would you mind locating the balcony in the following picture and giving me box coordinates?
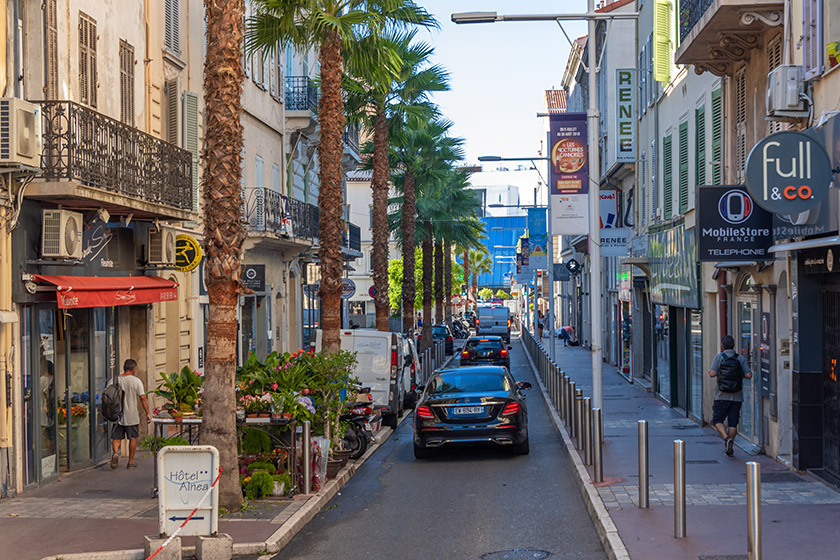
[342,221,361,252]
[29,100,195,220]
[243,187,319,242]
[675,0,784,76]
[285,76,319,112]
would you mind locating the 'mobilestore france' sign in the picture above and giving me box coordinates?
[696,186,773,261]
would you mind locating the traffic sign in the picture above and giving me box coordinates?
[368,285,375,298]
[566,259,581,274]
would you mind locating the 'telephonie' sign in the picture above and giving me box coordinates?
[696,186,773,261]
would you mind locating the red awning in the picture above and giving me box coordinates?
[33,275,179,309]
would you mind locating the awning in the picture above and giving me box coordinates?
[33,275,179,309]
[768,236,840,253]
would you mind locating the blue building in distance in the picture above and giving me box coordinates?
[471,215,527,292]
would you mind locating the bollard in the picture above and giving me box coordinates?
[747,461,762,560]
[583,397,593,465]
[566,378,574,429]
[674,439,686,538]
[559,375,567,422]
[303,420,312,495]
[575,389,584,450]
[593,408,603,483]
[638,420,649,508]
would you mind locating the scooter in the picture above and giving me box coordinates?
[340,389,377,459]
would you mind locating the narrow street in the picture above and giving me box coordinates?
[268,337,606,560]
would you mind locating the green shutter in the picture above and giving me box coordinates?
[679,121,689,214]
[663,134,673,219]
[653,0,671,83]
[695,104,706,187]
[711,89,722,185]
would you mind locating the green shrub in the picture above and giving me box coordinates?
[272,472,291,494]
[245,471,274,500]
[246,461,276,475]
[241,429,272,455]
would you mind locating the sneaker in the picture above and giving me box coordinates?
[126,463,138,469]
[110,452,119,469]
[725,438,734,457]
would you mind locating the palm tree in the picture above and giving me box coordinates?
[202,0,246,511]
[249,0,432,352]
[345,29,445,331]
[470,248,493,306]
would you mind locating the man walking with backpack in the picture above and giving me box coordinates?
[709,335,752,456]
[109,359,150,469]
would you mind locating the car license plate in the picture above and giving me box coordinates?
[452,406,484,415]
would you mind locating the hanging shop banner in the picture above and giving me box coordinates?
[601,228,630,257]
[551,194,589,235]
[600,190,619,228]
[696,186,773,261]
[759,312,771,397]
[648,220,699,308]
[615,69,636,162]
[744,130,833,215]
[549,112,589,196]
[526,208,548,275]
[175,235,203,273]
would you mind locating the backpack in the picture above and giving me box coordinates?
[717,353,743,393]
[101,377,124,422]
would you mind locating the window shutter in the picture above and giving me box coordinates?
[270,50,277,98]
[165,79,179,146]
[263,51,270,90]
[711,88,722,185]
[165,0,180,55]
[768,36,785,133]
[803,0,823,80]
[120,41,135,126]
[653,0,671,83]
[663,135,673,219]
[46,0,58,99]
[678,121,689,214]
[651,139,658,220]
[735,68,747,182]
[639,50,645,115]
[273,163,280,193]
[182,91,199,211]
[255,155,264,188]
[695,104,706,187]
[641,150,647,225]
[89,18,97,108]
[79,18,87,105]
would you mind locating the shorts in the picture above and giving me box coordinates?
[112,424,139,440]
[712,400,742,427]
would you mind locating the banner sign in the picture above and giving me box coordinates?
[696,186,773,261]
[601,228,630,257]
[801,245,840,274]
[759,312,771,397]
[649,220,699,308]
[549,113,589,195]
[600,190,619,228]
[551,194,589,235]
[615,69,636,162]
[525,208,548,276]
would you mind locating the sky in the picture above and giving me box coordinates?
[418,1,589,166]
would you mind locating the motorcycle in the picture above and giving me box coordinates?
[340,388,377,459]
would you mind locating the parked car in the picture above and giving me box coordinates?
[417,324,455,355]
[460,336,511,370]
[311,328,407,428]
[464,310,477,328]
[476,305,511,342]
[413,365,531,458]
[402,337,421,409]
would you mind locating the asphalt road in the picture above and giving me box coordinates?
[271,337,606,560]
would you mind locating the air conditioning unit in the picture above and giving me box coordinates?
[41,209,83,259]
[766,65,808,119]
[0,98,42,169]
[148,226,177,265]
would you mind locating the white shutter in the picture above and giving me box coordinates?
[735,67,747,182]
[803,0,823,80]
[270,50,277,98]
[183,91,200,211]
[165,0,180,54]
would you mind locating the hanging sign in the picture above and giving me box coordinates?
[242,265,266,292]
[600,191,619,228]
[549,112,589,235]
[600,228,630,257]
[745,131,833,214]
[551,194,589,235]
[649,220,699,308]
[696,186,773,261]
[341,278,356,299]
[615,69,636,162]
[175,235,202,273]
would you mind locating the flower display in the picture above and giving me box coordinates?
[57,402,88,423]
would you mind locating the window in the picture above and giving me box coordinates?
[119,41,135,125]
[164,0,180,55]
[640,150,647,226]
[663,134,673,219]
[711,88,722,184]
[678,120,689,214]
[803,0,823,79]
[825,0,840,73]
[767,35,785,134]
[735,67,747,183]
[164,79,179,145]
[651,139,658,220]
[255,155,264,188]
[46,0,58,99]
[369,204,374,228]
[79,13,97,107]
[695,104,706,187]
[272,163,280,193]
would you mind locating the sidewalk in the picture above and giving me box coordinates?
[532,341,840,560]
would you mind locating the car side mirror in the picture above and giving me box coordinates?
[516,381,532,390]
[507,345,513,350]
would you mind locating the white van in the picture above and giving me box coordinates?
[310,329,407,428]
[476,305,511,342]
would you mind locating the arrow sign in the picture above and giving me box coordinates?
[169,515,205,522]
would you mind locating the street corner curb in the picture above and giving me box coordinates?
[40,550,144,560]
[521,345,631,560]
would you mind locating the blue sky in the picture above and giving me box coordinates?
[419,1,588,165]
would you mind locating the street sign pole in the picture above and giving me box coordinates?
[547,185,556,361]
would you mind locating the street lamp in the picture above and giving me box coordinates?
[452,5,639,411]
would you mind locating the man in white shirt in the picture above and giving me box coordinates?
[110,359,151,469]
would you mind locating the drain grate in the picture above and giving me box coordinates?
[480,550,552,560]
[686,459,720,464]
[698,556,748,560]
[82,489,111,494]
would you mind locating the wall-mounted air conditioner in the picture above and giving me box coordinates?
[41,209,83,259]
[766,65,808,119]
[148,226,177,265]
[0,98,43,169]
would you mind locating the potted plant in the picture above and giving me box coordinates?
[240,393,272,418]
[148,366,203,419]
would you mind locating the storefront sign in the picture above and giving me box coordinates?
[696,186,773,261]
[551,194,589,235]
[242,265,266,292]
[615,69,636,161]
[601,228,629,257]
[759,312,771,397]
[549,112,588,196]
[801,245,839,274]
[341,278,356,300]
[175,235,202,272]
[157,445,219,537]
[600,191,618,229]
[745,131,833,214]
[552,264,570,281]
[648,220,699,308]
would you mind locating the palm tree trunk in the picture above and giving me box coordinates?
[201,0,245,512]
[462,248,470,313]
[444,239,452,328]
[434,237,443,324]
[371,105,390,332]
[317,29,345,354]
[401,171,416,334]
[421,222,433,351]
[472,266,478,311]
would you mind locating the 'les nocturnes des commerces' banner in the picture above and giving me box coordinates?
[550,113,590,235]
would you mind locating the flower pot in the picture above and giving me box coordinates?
[246,413,259,419]
[272,481,286,496]
[325,459,342,479]
[270,414,282,421]
[258,413,271,418]
[331,449,352,468]
[281,413,293,420]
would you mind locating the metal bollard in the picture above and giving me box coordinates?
[575,389,584,449]
[303,420,312,495]
[559,375,567,421]
[674,439,686,538]
[592,408,603,483]
[747,461,762,560]
[638,420,649,508]
[583,397,593,465]
[568,382,577,437]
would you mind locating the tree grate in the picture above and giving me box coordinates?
[480,549,552,560]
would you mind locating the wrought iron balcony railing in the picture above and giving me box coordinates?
[344,125,360,154]
[285,76,319,112]
[679,0,715,43]
[289,196,319,240]
[243,187,320,241]
[344,221,361,252]
[38,100,194,211]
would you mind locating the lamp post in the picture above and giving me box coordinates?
[454,4,638,410]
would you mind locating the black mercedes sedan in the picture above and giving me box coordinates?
[413,366,531,458]
[460,336,511,370]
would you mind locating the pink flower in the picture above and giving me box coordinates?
[271,383,278,390]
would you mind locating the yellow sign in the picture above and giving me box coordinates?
[175,234,202,272]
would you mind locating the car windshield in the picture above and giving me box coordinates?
[433,326,448,336]
[466,339,502,352]
[430,372,508,394]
